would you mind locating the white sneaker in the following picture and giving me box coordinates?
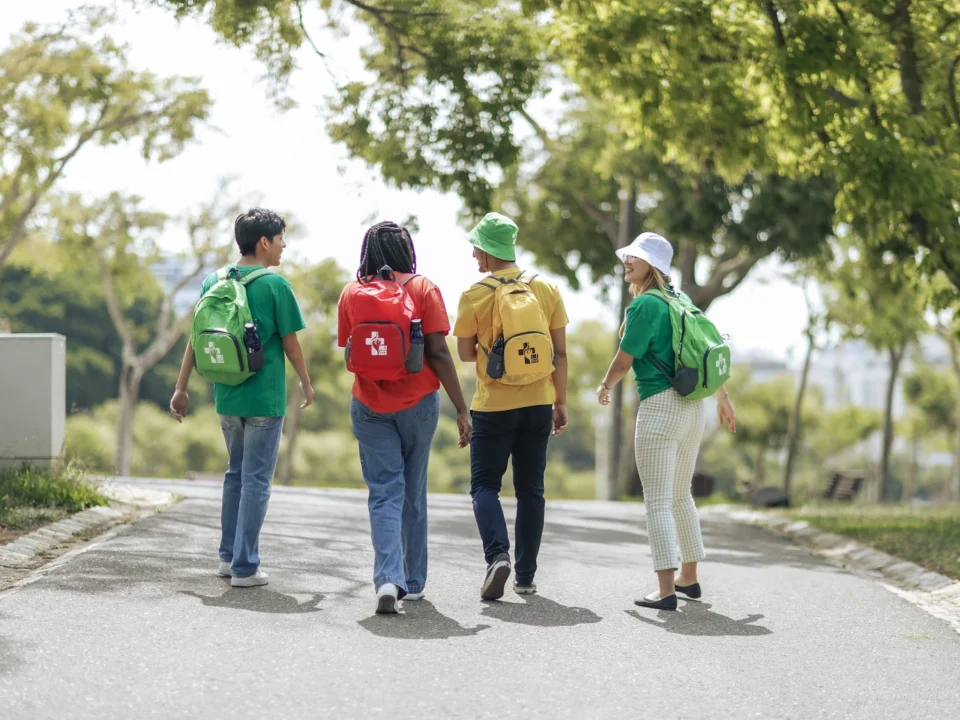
[376,583,399,614]
[231,570,269,588]
[217,561,231,577]
[403,592,425,601]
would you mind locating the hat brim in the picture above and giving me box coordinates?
[466,229,516,262]
[615,246,671,276]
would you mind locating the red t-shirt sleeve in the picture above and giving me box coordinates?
[337,285,352,348]
[418,280,451,336]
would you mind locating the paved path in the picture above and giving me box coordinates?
[1,480,958,719]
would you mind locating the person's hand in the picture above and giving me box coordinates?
[552,404,569,437]
[299,382,315,409]
[456,411,473,449]
[170,389,189,423]
[717,393,736,433]
[597,383,612,406]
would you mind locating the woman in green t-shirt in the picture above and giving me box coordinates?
[597,233,736,611]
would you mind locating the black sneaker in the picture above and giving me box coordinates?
[514,581,537,596]
[481,553,512,601]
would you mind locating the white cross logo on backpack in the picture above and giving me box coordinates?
[716,355,728,376]
[366,332,388,356]
[204,341,224,365]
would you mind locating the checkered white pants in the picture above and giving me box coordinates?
[634,391,707,572]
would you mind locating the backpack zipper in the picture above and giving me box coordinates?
[199,330,245,372]
[503,330,548,344]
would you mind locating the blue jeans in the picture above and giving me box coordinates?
[350,392,440,595]
[219,415,284,578]
[470,405,553,585]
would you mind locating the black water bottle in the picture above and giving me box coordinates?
[406,319,425,373]
[486,335,505,379]
[243,322,265,372]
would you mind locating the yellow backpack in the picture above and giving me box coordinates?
[477,272,555,386]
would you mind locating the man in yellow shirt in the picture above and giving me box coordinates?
[453,212,569,601]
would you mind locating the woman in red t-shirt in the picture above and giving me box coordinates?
[338,222,472,614]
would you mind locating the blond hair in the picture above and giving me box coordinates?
[618,271,671,339]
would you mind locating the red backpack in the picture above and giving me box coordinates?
[346,273,420,381]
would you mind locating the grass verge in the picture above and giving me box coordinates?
[0,464,108,542]
[792,504,960,580]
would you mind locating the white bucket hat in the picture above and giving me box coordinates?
[615,232,673,276]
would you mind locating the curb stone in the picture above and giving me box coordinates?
[717,506,960,634]
[0,483,177,572]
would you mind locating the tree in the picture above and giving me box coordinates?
[730,376,797,486]
[824,249,930,501]
[539,1,960,295]
[0,8,211,270]
[278,259,351,485]
[56,188,237,476]
[902,365,958,502]
[809,405,883,478]
[0,240,209,412]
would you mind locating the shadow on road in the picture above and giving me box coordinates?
[627,601,772,637]
[358,600,489,640]
[481,594,602,627]
[179,589,324,614]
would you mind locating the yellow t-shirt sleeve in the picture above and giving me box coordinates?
[549,288,569,330]
[453,292,478,338]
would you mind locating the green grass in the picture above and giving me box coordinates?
[792,504,960,579]
[0,464,108,535]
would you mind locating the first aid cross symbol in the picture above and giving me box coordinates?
[204,341,224,365]
[366,332,388,356]
[716,355,728,376]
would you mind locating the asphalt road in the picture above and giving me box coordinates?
[1,479,958,719]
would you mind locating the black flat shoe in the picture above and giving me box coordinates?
[634,593,678,611]
[675,582,702,599]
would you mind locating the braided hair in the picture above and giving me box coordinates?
[357,221,418,282]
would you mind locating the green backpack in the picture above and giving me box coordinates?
[191,266,270,386]
[645,288,731,401]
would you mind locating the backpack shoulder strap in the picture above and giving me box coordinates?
[400,273,420,287]
[239,268,271,286]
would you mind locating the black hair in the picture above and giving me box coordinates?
[357,221,417,281]
[234,208,286,256]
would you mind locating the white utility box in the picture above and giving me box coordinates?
[0,333,66,469]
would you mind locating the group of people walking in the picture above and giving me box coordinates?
[169,207,736,615]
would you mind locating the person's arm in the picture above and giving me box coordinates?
[550,327,569,436]
[457,336,479,362]
[597,349,635,406]
[281,333,314,409]
[716,385,736,432]
[425,334,472,448]
[170,343,193,422]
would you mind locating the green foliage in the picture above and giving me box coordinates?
[0,241,210,411]
[902,366,958,434]
[540,0,960,293]
[0,7,211,265]
[809,405,883,464]
[0,463,107,524]
[732,375,798,454]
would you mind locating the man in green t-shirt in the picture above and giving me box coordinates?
[169,208,313,588]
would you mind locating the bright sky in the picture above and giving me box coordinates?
[4,1,810,364]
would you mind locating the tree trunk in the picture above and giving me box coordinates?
[115,363,143,477]
[620,394,642,496]
[953,391,960,502]
[880,345,905,503]
[783,327,815,497]
[278,398,301,486]
[903,433,919,505]
[602,181,637,501]
[755,445,767,486]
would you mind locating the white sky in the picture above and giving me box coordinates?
[3,0,810,364]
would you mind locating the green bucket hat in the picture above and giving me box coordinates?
[466,212,518,262]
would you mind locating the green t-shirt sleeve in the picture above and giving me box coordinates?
[273,278,307,337]
[619,296,656,359]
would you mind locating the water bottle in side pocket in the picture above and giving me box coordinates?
[243,322,265,372]
[406,319,424,373]
[486,335,505,379]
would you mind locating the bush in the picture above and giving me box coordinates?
[0,462,107,521]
